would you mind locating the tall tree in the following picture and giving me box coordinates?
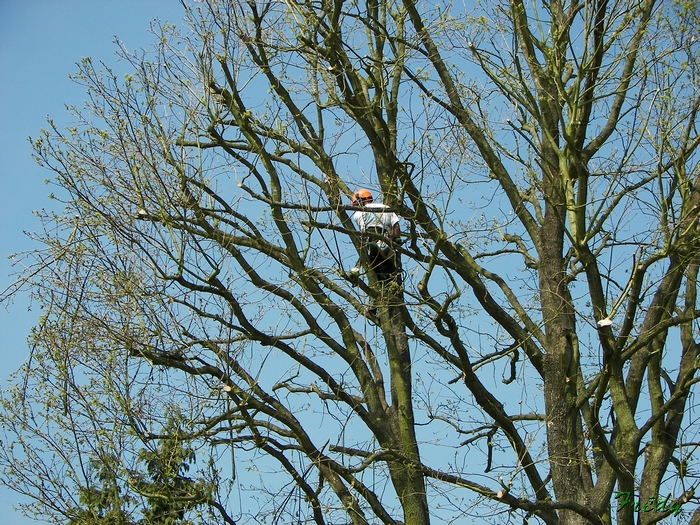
[2,0,700,524]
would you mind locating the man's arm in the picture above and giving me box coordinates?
[391,221,401,240]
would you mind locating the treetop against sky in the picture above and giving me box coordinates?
[2,1,700,525]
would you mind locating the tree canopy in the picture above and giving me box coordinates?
[2,0,700,524]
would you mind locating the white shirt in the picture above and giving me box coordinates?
[352,202,399,234]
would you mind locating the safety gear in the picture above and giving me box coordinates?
[352,188,373,206]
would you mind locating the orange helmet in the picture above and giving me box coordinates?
[352,188,373,206]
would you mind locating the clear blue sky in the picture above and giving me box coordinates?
[0,2,186,523]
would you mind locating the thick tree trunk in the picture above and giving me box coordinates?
[383,299,430,525]
[539,156,589,525]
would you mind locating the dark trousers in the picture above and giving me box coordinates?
[365,242,399,282]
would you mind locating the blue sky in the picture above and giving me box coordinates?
[0,2,186,523]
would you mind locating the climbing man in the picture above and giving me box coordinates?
[349,188,401,282]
